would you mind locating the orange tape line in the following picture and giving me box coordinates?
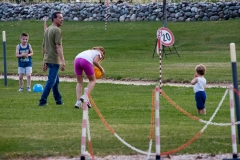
[88,141,95,160]
[89,95,115,134]
[161,91,200,121]
[161,132,202,155]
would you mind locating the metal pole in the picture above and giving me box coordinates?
[105,0,109,30]
[162,0,167,54]
[162,0,167,28]
[2,31,7,86]
[230,43,240,144]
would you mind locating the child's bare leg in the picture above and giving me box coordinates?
[197,109,201,114]
[26,74,31,88]
[76,75,83,100]
[86,75,96,95]
[19,74,24,88]
[202,108,206,115]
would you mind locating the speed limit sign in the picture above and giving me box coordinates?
[156,27,175,46]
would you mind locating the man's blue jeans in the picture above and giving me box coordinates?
[39,63,62,105]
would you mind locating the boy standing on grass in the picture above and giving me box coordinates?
[191,64,207,115]
[15,32,34,92]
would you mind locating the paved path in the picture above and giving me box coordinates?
[0,75,230,88]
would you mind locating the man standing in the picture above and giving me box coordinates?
[39,11,65,106]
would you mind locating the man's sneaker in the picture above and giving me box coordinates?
[18,87,24,92]
[74,101,82,109]
[56,102,64,105]
[80,96,92,108]
[27,87,31,92]
[38,103,47,106]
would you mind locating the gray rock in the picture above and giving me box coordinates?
[0,1,239,22]
[73,17,78,20]
[130,14,136,21]
[184,12,191,17]
[119,15,125,21]
[191,7,198,12]
[177,16,185,21]
[210,15,219,20]
[202,16,209,21]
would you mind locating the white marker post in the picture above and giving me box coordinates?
[229,85,238,158]
[230,43,240,144]
[155,86,161,160]
[223,85,240,160]
[80,88,88,160]
[2,31,7,86]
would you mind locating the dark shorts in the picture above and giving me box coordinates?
[195,91,206,110]
[74,58,94,76]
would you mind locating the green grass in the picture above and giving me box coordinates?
[0,20,240,159]
[0,79,236,159]
[0,20,240,83]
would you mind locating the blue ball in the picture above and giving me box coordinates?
[33,84,43,93]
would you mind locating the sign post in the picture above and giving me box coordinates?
[155,27,174,160]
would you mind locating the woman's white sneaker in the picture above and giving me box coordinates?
[80,96,92,108]
[74,101,82,109]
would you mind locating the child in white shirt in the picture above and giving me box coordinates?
[191,64,207,115]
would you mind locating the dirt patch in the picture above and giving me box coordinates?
[15,153,236,160]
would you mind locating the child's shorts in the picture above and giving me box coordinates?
[18,67,32,75]
[195,91,206,110]
[74,58,94,76]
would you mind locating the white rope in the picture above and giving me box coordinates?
[197,89,239,126]
[113,95,224,156]
[112,89,228,155]
[199,120,240,126]
[114,133,155,155]
[169,88,238,126]
[146,139,153,160]
[200,89,228,132]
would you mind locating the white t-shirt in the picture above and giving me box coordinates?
[193,77,206,93]
[75,50,102,64]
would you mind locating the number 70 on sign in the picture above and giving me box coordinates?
[156,27,175,47]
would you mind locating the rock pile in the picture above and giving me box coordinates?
[0,1,240,22]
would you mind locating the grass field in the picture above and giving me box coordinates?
[0,20,240,83]
[0,20,240,159]
[0,79,233,159]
